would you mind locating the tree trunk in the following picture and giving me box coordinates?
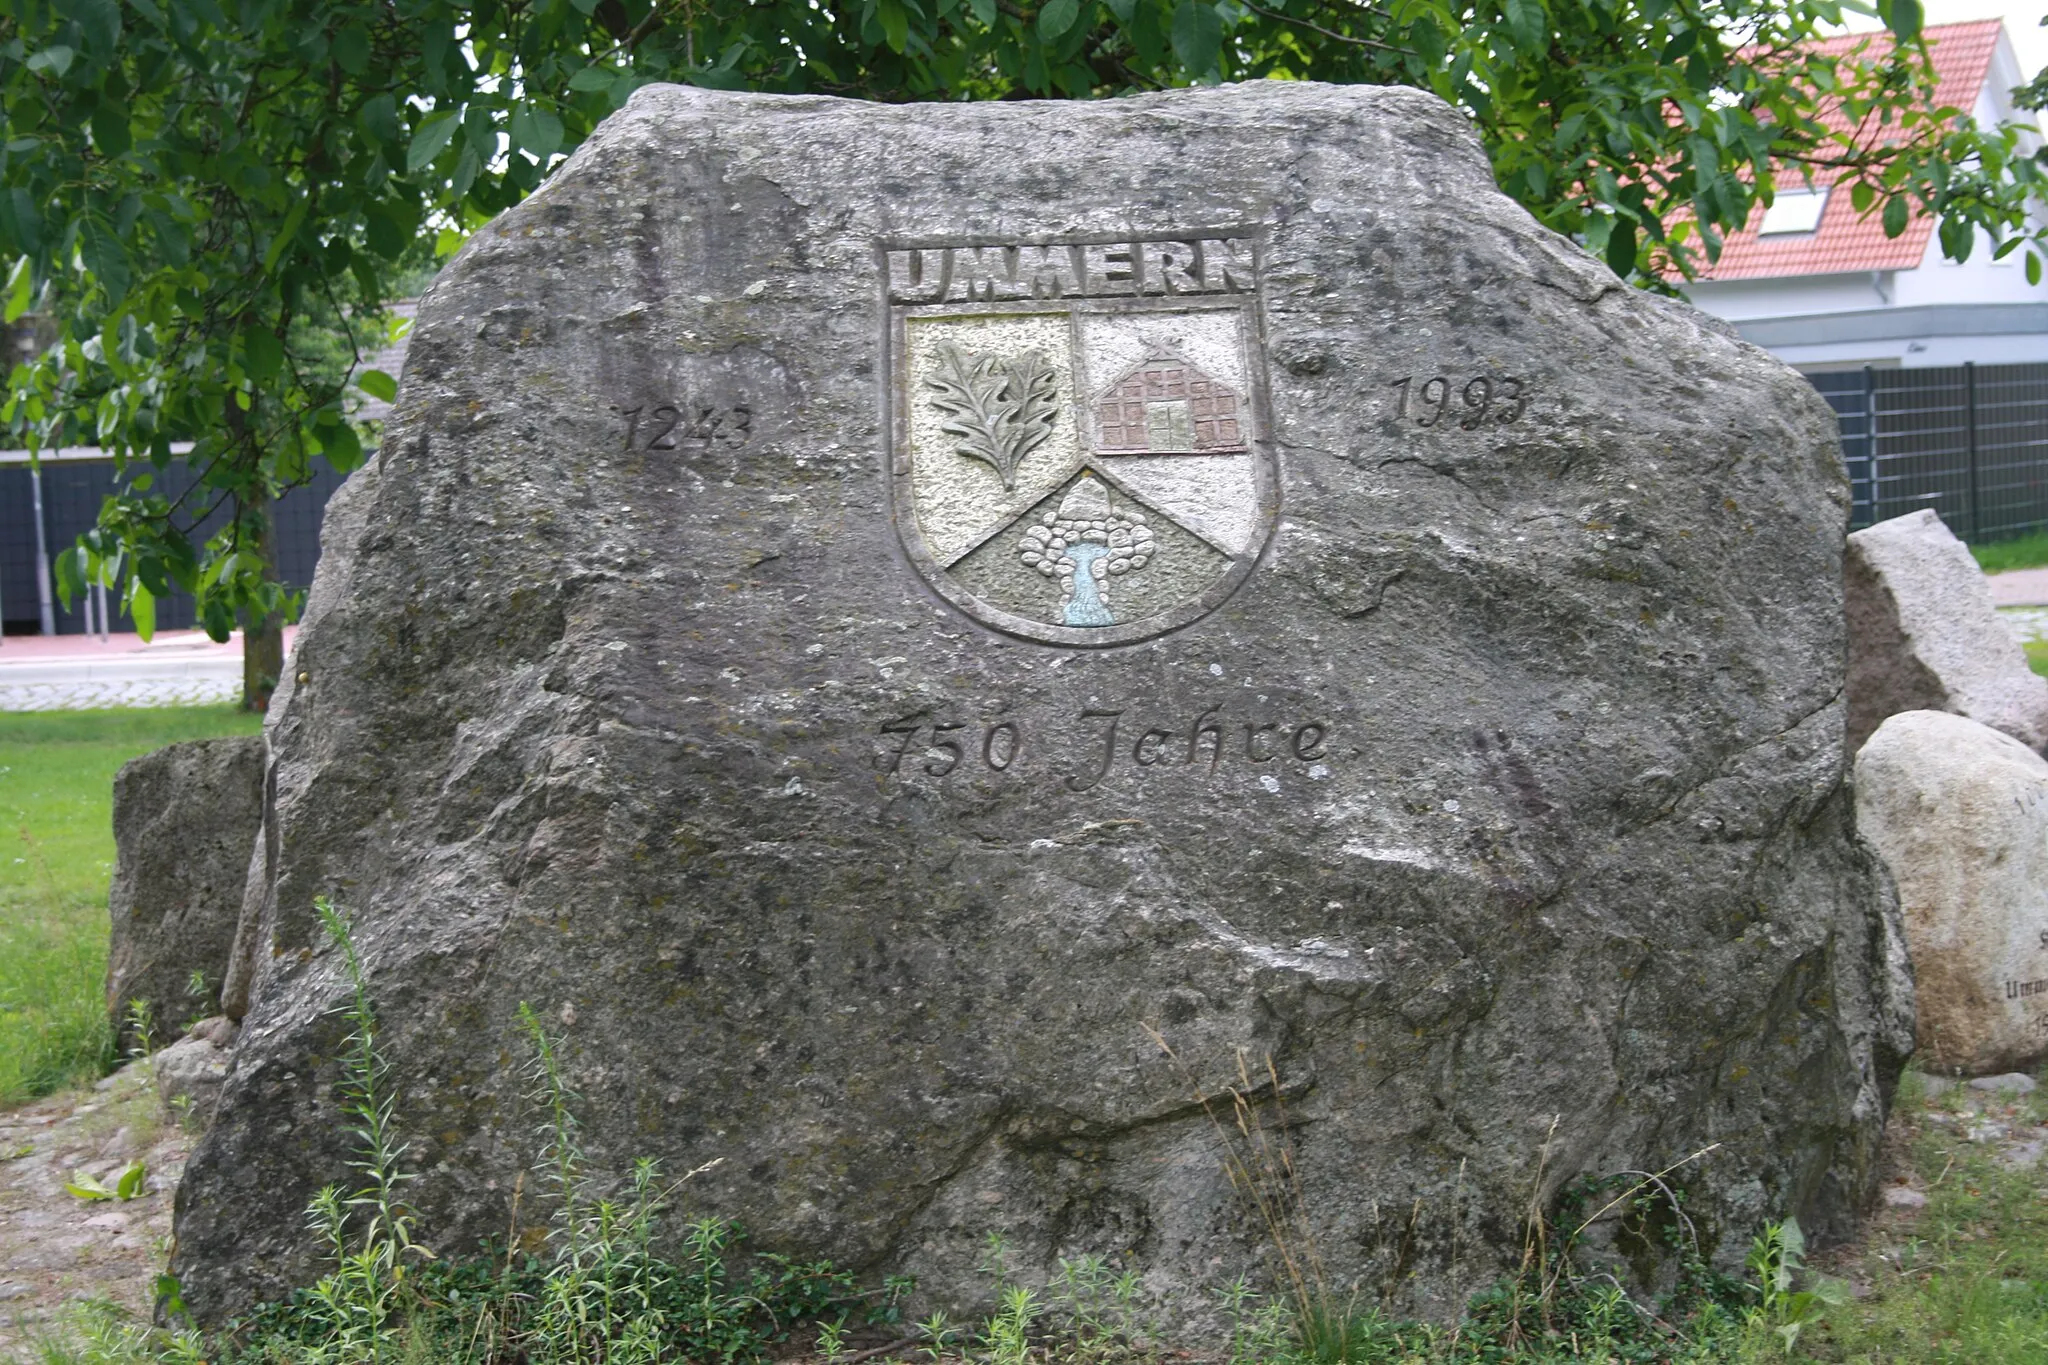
[241,486,283,712]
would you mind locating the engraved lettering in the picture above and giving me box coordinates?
[1202,237,1255,292]
[1188,707,1224,772]
[879,716,926,774]
[2009,977,2048,1000]
[1245,722,1279,763]
[1291,722,1328,761]
[1083,243,1137,296]
[1385,374,1528,427]
[1067,708,1125,792]
[1134,727,1174,766]
[888,248,951,304]
[1019,244,1085,298]
[612,398,752,450]
[983,721,1021,771]
[949,245,1017,302]
[1497,377,1527,422]
[1149,241,1202,295]
[925,723,965,776]
[647,404,682,451]
[884,236,1260,304]
[874,702,1330,787]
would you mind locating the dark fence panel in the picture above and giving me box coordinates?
[1810,362,2048,540]
[1,459,345,635]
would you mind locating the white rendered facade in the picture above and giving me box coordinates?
[1685,27,2048,371]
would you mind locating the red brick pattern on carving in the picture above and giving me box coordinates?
[1095,359,1247,452]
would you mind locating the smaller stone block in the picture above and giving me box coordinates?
[1845,509,2048,754]
[105,736,265,1051]
[1856,709,2048,1074]
[154,1020,237,1126]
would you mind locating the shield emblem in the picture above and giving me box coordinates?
[883,235,1277,647]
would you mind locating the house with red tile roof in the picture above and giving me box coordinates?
[1685,18,2048,371]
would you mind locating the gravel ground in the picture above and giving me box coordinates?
[2002,605,2048,646]
[0,1062,189,1359]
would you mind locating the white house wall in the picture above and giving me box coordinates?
[1681,25,2048,371]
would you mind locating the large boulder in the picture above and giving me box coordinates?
[105,736,264,1052]
[1844,508,2048,754]
[1856,710,2048,1075]
[175,83,1910,1327]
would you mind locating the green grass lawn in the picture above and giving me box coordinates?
[1972,529,2048,575]
[2027,639,2048,679]
[0,706,261,1105]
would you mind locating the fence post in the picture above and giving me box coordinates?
[1965,361,1980,541]
[1863,364,1877,524]
[29,462,55,636]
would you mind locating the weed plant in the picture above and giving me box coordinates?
[22,902,1973,1364]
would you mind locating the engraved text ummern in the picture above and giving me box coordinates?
[887,238,1256,304]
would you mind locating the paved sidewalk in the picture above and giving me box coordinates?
[1989,566,2048,607]
[0,629,294,710]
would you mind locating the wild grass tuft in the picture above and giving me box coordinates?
[1971,527,2048,575]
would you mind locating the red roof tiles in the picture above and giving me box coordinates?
[1688,19,2004,280]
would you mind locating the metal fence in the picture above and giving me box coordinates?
[1810,363,2048,540]
[0,458,344,636]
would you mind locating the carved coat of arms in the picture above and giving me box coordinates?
[884,234,1276,646]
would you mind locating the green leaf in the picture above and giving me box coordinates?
[4,257,30,324]
[320,420,364,472]
[1882,0,1922,42]
[967,0,996,22]
[1170,0,1222,72]
[359,92,400,146]
[90,104,132,158]
[65,1173,112,1201]
[25,45,74,77]
[878,0,911,53]
[114,1161,147,1200]
[1039,0,1081,39]
[406,112,459,173]
[1881,192,1909,238]
[355,369,398,402]
[1850,179,1875,213]
[1503,0,1546,53]
[129,579,156,640]
[1604,218,1636,277]
[568,65,614,92]
[511,107,565,161]
[244,327,283,382]
[331,23,370,74]
[74,0,122,52]
[263,201,309,273]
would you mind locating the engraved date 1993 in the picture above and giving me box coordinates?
[1387,375,1527,429]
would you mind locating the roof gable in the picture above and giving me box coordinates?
[1690,19,2004,281]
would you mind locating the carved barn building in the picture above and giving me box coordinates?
[1093,351,1248,455]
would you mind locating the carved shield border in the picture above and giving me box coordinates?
[879,233,1279,649]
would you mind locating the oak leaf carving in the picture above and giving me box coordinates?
[924,341,1058,490]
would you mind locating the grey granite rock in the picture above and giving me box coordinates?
[175,82,1908,1328]
[1845,508,2048,754]
[105,737,265,1051]
[1857,709,2048,1076]
[153,1031,233,1127]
